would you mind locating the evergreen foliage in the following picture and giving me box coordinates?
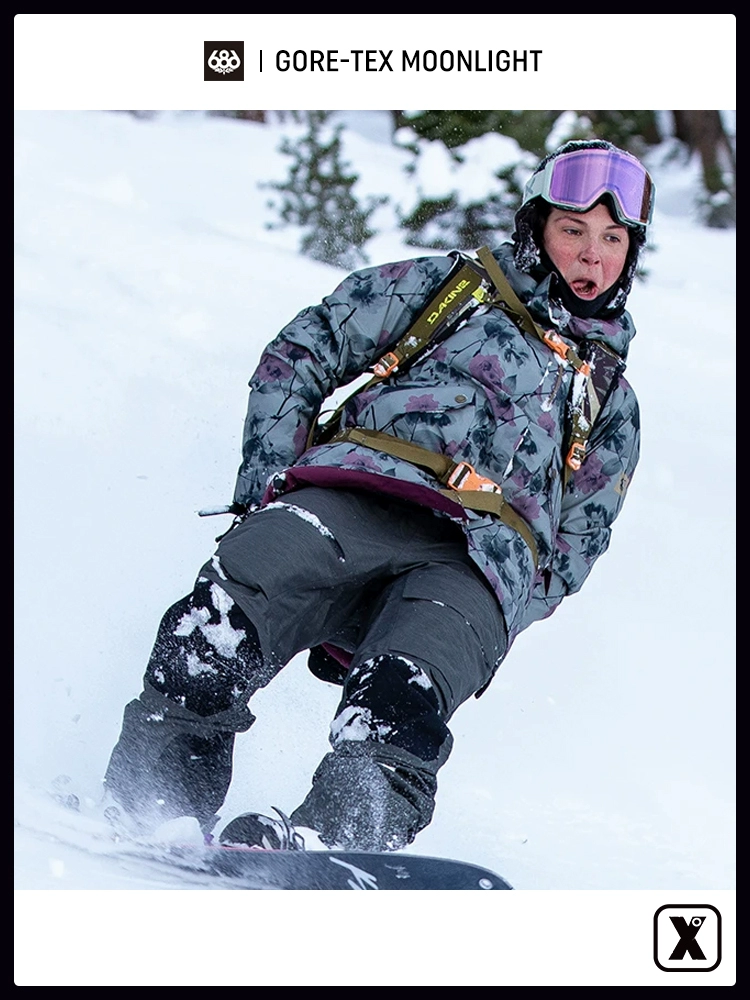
[396,111,557,157]
[265,111,385,268]
[258,110,734,257]
[399,164,525,251]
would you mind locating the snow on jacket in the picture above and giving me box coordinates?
[233,242,640,643]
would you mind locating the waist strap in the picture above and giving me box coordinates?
[330,426,538,566]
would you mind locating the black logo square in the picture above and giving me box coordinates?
[204,42,244,81]
[654,905,722,972]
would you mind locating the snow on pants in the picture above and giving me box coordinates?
[105,487,508,850]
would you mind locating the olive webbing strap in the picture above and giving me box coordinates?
[562,339,626,489]
[376,259,489,369]
[309,258,489,449]
[475,246,545,342]
[476,247,626,490]
[333,426,456,478]
[475,246,590,374]
[332,426,538,566]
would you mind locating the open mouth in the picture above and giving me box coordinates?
[570,279,599,299]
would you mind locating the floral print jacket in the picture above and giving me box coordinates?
[233,242,640,643]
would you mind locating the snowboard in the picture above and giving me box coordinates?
[92,833,513,889]
[32,826,513,889]
[195,843,513,890]
[34,778,513,889]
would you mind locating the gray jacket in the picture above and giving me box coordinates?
[233,242,640,642]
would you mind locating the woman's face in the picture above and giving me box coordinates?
[543,202,630,301]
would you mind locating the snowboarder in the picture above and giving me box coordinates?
[104,140,655,852]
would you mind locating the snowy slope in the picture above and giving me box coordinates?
[15,111,735,904]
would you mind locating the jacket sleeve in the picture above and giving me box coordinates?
[232,256,454,507]
[517,375,640,630]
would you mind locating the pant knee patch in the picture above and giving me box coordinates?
[145,579,265,716]
[331,654,450,762]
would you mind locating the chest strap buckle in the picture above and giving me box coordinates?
[447,461,503,494]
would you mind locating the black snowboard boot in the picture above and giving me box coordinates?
[290,653,454,851]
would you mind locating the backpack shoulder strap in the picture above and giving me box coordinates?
[309,252,492,447]
[563,339,627,487]
[475,246,592,375]
[475,247,627,485]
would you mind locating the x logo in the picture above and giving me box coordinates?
[669,915,707,960]
[655,905,721,972]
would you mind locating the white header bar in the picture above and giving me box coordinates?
[14,14,735,110]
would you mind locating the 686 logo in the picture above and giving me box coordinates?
[204,42,244,81]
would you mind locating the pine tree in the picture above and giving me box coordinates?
[398,164,525,251]
[266,111,385,268]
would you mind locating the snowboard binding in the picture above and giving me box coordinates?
[218,807,306,851]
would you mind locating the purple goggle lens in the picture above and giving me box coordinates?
[524,148,655,226]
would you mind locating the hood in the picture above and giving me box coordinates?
[491,242,637,361]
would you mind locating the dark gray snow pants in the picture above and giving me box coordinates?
[105,487,508,850]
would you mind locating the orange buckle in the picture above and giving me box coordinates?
[447,461,502,494]
[542,329,570,361]
[566,442,587,471]
[371,351,400,377]
[542,330,591,375]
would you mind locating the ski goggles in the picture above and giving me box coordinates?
[523,147,655,227]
